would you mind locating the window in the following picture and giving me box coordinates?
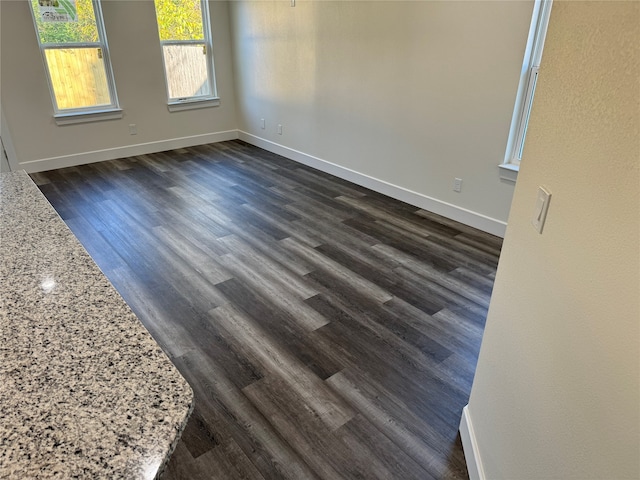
[501,0,553,180]
[30,0,120,124]
[154,0,218,111]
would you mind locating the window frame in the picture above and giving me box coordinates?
[500,0,553,181]
[155,0,219,111]
[29,0,121,124]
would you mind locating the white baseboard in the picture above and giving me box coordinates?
[238,131,507,237]
[16,128,507,237]
[460,405,485,480]
[16,130,239,173]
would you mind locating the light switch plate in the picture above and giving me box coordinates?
[531,186,551,233]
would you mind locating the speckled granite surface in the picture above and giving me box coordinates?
[0,171,193,479]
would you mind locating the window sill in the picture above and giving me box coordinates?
[499,163,519,183]
[54,109,123,126]
[167,97,220,112]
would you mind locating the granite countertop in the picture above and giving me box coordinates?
[0,171,193,479]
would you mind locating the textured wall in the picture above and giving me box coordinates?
[0,0,237,169]
[467,1,639,478]
[229,0,535,226]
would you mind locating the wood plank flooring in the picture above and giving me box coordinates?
[30,140,502,480]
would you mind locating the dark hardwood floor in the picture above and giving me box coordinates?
[31,140,502,480]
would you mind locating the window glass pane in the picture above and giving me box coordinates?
[32,0,99,44]
[154,0,204,41]
[516,69,539,160]
[44,48,111,109]
[162,44,210,99]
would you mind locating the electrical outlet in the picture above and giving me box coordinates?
[277,124,283,135]
[453,177,463,192]
[128,124,137,135]
[260,118,265,129]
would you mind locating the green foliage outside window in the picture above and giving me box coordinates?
[33,0,206,44]
[32,0,98,44]
[155,0,204,41]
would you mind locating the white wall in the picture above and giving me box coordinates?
[2,0,535,235]
[0,140,10,173]
[463,2,639,478]
[0,0,238,172]
[229,0,535,235]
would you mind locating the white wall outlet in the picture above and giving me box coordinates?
[277,124,283,135]
[128,124,137,135]
[260,118,265,129]
[531,186,551,234]
[453,177,463,192]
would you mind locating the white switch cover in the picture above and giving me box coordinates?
[531,186,551,233]
[277,124,283,135]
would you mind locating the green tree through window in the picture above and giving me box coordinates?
[154,0,217,103]
[33,0,98,44]
[30,0,119,114]
[155,0,204,41]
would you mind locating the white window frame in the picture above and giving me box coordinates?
[29,0,121,125]
[500,0,553,181]
[155,0,219,112]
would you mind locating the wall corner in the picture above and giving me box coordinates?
[459,405,485,480]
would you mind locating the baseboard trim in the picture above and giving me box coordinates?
[460,405,485,480]
[238,131,507,237]
[18,128,507,236]
[16,130,239,173]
